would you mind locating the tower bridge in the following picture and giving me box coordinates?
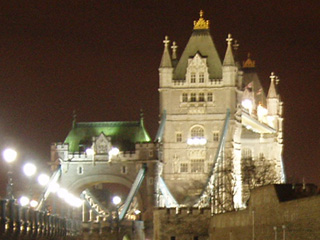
[1,11,285,240]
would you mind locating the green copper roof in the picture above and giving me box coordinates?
[64,120,151,152]
[173,29,222,80]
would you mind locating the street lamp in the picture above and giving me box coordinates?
[23,162,37,201]
[112,196,122,240]
[2,148,17,199]
[23,163,37,177]
[37,173,50,186]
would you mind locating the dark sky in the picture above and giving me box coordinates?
[0,1,319,194]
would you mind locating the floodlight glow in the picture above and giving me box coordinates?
[112,196,121,205]
[30,200,38,208]
[187,138,207,145]
[23,163,37,177]
[37,174,50,186]
[242,99,253,113]
[57,188,68,199]
[85,148,94,155]
[3,148,17,163]
[49,182,60,193]
[257,105,268,121]
[134,209,141,215]
[109,147,120,156]
[19,196,30,207]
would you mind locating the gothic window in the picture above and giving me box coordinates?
[199,73,204,83]
[191,159,204,173]
[199,93,205,102]
[182,93,188,102]
[180,163,188,173]
[148,177,154,185]
[259,153,265,160]
[191,73,196,83]
[207,93,213,102]
[176,133,182,142]
[149,150,153,157]
[190,93,196,102]
[213,132,219,142]
[191,126,204,138]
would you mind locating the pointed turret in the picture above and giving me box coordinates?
[159,36,172,68]
[173,10,222,80]
[159,36,174,88]
[267,72,278,99]
[222,33,237,86]
[171,41,178,67]
[267,72,280,129]
[223,34,235,66]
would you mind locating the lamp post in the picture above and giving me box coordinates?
[112,196,121,240]
[2,148,17,200]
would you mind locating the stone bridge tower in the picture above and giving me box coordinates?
[49,115,159,239]
[158,11,285,210]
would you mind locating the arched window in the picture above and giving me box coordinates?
[191,126,204,138]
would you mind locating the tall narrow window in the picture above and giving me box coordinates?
[176,133,182,142]
[191,159,204,173]
[190,93,196,102]
[191,73,196,83]
[182,93,188,102]
[180,163,188,173]
[199,93,204,102]
[213,132,219,142]
[207,93,213,102]
[199,73,204,83]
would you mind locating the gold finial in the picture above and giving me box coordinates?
[193,10,209,30]
[243,53,256,68]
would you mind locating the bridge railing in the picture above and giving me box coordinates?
[0,199,81,239]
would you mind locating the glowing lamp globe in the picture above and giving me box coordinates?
[112,196,121,205]
[23,163,37,177]
[37,174,50,186]
[3,148,17,163]
[19,196,30,207]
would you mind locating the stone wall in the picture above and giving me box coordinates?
[210,184,320,240]
[153,208,211,240]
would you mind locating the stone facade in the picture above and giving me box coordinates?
[158,11,284,209]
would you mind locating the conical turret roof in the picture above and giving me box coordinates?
[173,11,222,80]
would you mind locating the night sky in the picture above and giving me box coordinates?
[0,1,319,195]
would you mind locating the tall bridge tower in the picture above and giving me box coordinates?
[158,11,284,210]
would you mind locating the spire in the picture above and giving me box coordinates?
[159,36,172,68]
[171,41,178,60]
[267,72,278,98]
[72,110,77,129]
[233,40,241,69]
[193,10,209,30]
[223,33,235,66]
[140,108,144,127]
[243,53,256,68]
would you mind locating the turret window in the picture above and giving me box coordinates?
[182,93,188,102]
[213,132,219,142]
[176,133,182,142]
[180,163,188,173]
[190,93,196,102]
[199,93,205,102]
[191,73,196,83]
[199,73,204,83]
